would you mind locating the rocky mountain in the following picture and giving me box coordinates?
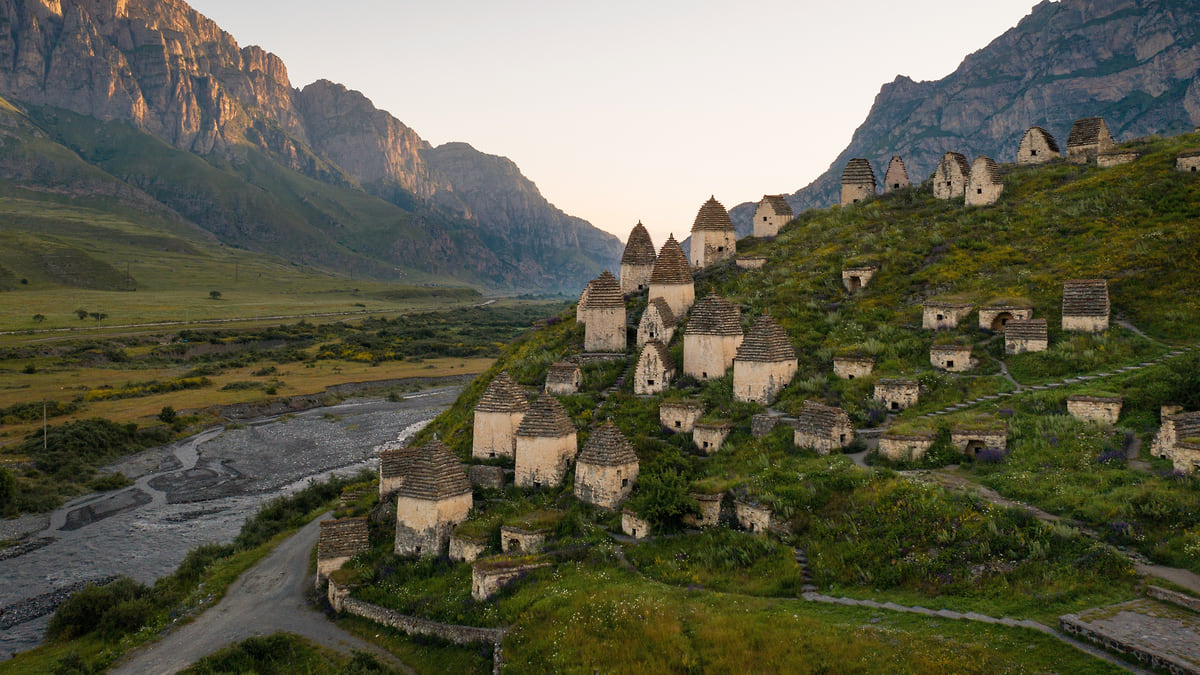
[730,0,1200,232]
[0,0,620,291]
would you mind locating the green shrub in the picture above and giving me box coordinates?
[47,578,151,640]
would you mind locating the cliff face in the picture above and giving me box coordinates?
[0,0,620,291]
[731,0,1200,232]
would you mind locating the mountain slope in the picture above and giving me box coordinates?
[730,0,1200,231]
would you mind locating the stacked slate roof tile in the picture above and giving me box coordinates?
[1026,126,1060,152]
[760,195,793,217]
[1006,318,1047,340]
[645,297,676,326]
[587,271,624,308]
[735,315,795,362]
[476,372,529,413]
[546,362,581,386]
[380,443,419,480]
[687,293,742,336]
[878,378,918,388]
[939,152,971,178]
[1179,148,1200,159]
[794,400,851,436]
[318,517,369,559]
[1062,279,1110,316]
[516,395,576,438]
[1169,412,1200,441]
[649,235,693,284]
[641,340,675,370]
[577,420,638,466]
[1067,117,1110,147]
[691,196,734,232]
[396,440,471,500]
[842,158,876,185]
[621,222,657,266]
[972,156,1001,183]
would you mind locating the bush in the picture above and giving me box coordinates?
[158,406,177,424]
[47,578,151,640]
[0,467,14,516]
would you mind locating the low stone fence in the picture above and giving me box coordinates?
[328,580,505,647]
[1148,586,1200,613]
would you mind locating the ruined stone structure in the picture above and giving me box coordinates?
[922,301,973,330]
[930,344,973,372]
[621,510,652,539]
[637,298,676,347]
[472,558,551,601]
[448,535,489,563]
[583,270,626,353]
[317,517,369,583]
[394,440,473,558]
[1067,395,1123,424]
[884,156,910,192]
[576,282,591,326]
[1153,411,1200,474]
[1066,117,1115,163]
[793,400,854,454]
[500,526,546,554]
[966,156,1003,206]
[734,500,772,534]
[878,432,935,461]
[648,235,695,319]
[468,465,505,489]
[733,314,797,404]
[634,341,675,395]
[932,152,970,200]
[841,158,876,205]
[472,371,529,460]
[379,443,418,497]
[574,420,639,510]
[832,356,874,379]
[736,256,766,270]
[1062,279,1110,332]
[514,395,578,489]
[690,196,736,269]
[683,492,723,528]
[1005,319,1048,354]
[1017,126,1060,165]
[620,222,657,294]
[951,426,1007,457]
[693,421,732,454]
[683,292,743,381]
[1097,151,1138,167]
[842,265,878,292]
[660,399,704,433]
[1176,149,1200,173]
[979,303,1033,331]
[544,362,582,396]
[875,379,919,411]
[753,195,793,238]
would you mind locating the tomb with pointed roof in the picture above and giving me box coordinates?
[473,371,529,459]
[933,152,971,200]
[733,314,797,404]
[635,340,675,395]
[394,440,473,557]
[753,195,793,238]
[515,395,579,488]
[841,158,876,206]
[884,156,910,192]
[1066,117,1115,163]
[684,292,743,381]
[583,270,626,353]
[574,420,639,509]
[647,234,695,318]
[690,196,736,269]
[620,222,657,294]
[1018,126,1059,165]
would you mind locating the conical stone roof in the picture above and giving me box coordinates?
[587,271,624,308]
[842,158,876,186]
[735,314,795,362]
[759,195,793,217]
[516,395,576,438]
[687,293,742,336]
[395,440,471,501]
[476,372,530,413]
[691,196,734,232]
[577,419,638,467]
[649,235,693,285]
[621,222,657,266]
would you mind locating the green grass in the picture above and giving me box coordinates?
[626,528,800,596]
[181,632,401,674]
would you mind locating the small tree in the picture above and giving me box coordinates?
[0,466,15,516]
[89,312,108,323]
[32,314,45,323]
[158,406,177,424]
[75,308,88,321]
[209,290,222,300]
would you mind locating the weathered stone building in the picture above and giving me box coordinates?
[923,301,973,330]
[842,264,878,292]
[648,234,695,319]
[514,395,577,489]
[930,344,973,372]
[1152,411,1200,473]
[832,356,874,379]
[1066,117,1116,163]
[753,195,793,238]
[841,158,876,205]
[979,303,1033,331]
[576,282,591,326]
[875,379,919,411]
[736,256,766,270]
[500,526,546,554]
[637,297,676,347]
[1097,151,1138,167]
[1005,318,1048,354]
[583,270,626,353]
[448,534,489,563]
[472,371,529,460]
[690,196,736,270]
[394,440,473,558]
[734,499,772,534]
[951,426,1007,457]
[468,465,505,489]
[793,400,854,454]
[683,492,723,528]
[1017,126,1060,165]
[1062,279,1110,332]
[932,152,970,200]
[660,399,704,433]
[733,314,797,404]
[620,222,657,294]
[634,340,675,395]
[693,421,732,454]
[317,517,369,583]
[471,558,551,602]
[684,292,743,380]
[621,510,652,539]
[1067,395,1123,424]
[379,442,417,497]
[544,362,582,396]
[966,156,1002,206]
[878,432,935,461]
[1176,149,1200,173]
[884,155,909,192]
[574,420,639,510]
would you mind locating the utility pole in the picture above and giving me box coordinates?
[234,262,239,283]
[43,401,47,450]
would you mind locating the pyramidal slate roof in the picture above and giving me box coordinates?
[639,339,675,371]
[649,235,693,285]
[516,395,576,438]
[735,314,795,362]
[1006,318,1047,340]
[1062,279,1110,316]
[476,371,530,413]
[938,151,971,178]
[1168,411,1200,441]
[546,362,581,385]
[577,420,638,467]
[971,156,1001,184]
[1025,126,1060,152]
[644,297,676,326]
[759,195,793,217]
[380,443,420,480]
[621,222,657,266]
[587,271,624,308]
[1067,117,1110,147]
[318,517,369,559]
[687,293,742,336]
[396,440,471,501]
[691,196,734,232]
[842,158,876,185]
[885,156,909,182]
[795,400,851,436]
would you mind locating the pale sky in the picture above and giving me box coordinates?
[189,0,1042,245]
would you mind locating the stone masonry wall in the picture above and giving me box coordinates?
[449,536,489,563]
[841,183,875,206]
[684,333,743,380]
[693,425,731,454]
[930,347,972,372]
[1177,155,1200,173]
[661,403,703,433]
[472,562,552,602]
[620,262,653,295]
[395,493,472,557]
[648,282,694,320]
[841,267,877,292]
[733,359,797,404]
[1062,314,1109,333]
[585,306,626,353]
[734,501,772,533]
[621,511,652,539]
[875,383,919,411]
[878,436,935,461]
[1067,398,1122,424]
[692,230,736,269]
[978,307,1033,331]
[923,305,973,330]
[473,410,524,460]
[575,462,637,510]
[950,430,1007,455]
[339,594,506,645]
[683,493,723,528]
[832,358,874,379]
[500,527,546,554]
[515,434,577,488]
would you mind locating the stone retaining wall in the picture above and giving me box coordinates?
[1059,614,1199,675]
[1148,586,1200,613]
